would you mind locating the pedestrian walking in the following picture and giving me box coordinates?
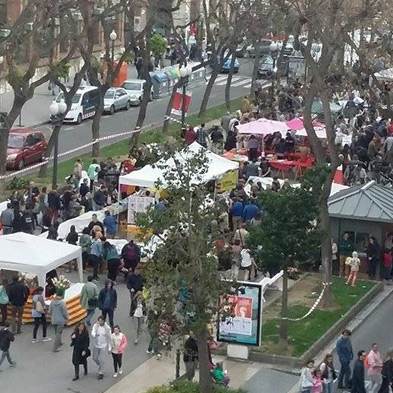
[0,279,9,326]
[339,233,353,278]
[49,289,69,352]
[378,351,393,393]
[132,291,145,344]
[1,203,14,234]
[320,353,337,393]
[183,333,198,381]
[103,241,121,282]
[366,343,383,393]
[80,276,99,327]
[98,280,117,329]
[89,234,103,280]
[352,351,367,393]
[31,287,51,343]
[126,268,144,317]
[121,240,141,272]
[345,251,361,287]
[91,316,112,380]
[299,359,315,393]
[6,276,29,334]
[71,322,90,381]
[0,323,16,370]
[336,329,353,390]
[312,369,323,393]
[110,325,128,378]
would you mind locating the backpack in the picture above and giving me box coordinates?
[124,244,137,260]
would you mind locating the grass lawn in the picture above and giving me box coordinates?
[5,97,242,193]
[260,276,376,357]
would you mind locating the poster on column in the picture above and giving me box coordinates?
[217,283,262,346]
[127,196,155,224]
[171,89,192,117]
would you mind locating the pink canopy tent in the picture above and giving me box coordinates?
[237,118,289,136]
[286,117,324,131]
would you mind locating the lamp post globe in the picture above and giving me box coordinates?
[49,101,59,117]
[179,65,188,78]
[58,101,67,114]
[110,30,117,41]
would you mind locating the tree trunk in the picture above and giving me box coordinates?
[91,100,104,157]
[250,41,261,99]
[0,127,10,175]
[279,268,289,346]
[196,329,213,393]
[224,49,236,111]
[199,69,218,117]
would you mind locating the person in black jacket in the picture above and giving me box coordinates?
[6,276,29,334]
[71,322,90,381]
[183,333,198,381]
[379,351,393,393]
[126,268,144,317]
[98,280,117,329]
[0,323,16,369]
[352,350,367,393]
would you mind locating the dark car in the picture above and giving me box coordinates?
[258,56,276,79]
[6,128,47,170]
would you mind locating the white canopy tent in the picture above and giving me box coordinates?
[119,142,239,189]
[374,68,393,82]
[0,232,83,289]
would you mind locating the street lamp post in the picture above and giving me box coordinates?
[179,64,192,128]
[110,30,117,64]
[49,100,67,189]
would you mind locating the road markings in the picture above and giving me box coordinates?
[215,76,242,86]
[230,78,252,87]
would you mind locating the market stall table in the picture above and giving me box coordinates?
[268,159,297,178]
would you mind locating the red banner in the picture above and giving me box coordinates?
[171,90,192,116]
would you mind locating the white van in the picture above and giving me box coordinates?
[121,79,153,106]
[52,86,100,124]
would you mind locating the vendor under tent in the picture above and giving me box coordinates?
[119,142,239,189]
[0,232,83,289]
[236,118,288,136]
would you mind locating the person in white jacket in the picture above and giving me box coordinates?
[299,359,315,393]
[91,316,112,380]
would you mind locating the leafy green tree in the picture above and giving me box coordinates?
[149,32,167,60]
[137,147,230,393]
[247,171,323,347]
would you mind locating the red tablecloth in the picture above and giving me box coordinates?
[268,160,296,171]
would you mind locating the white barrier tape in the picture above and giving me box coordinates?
[0,128,142,181]
[282,282,331,322]
[164,115,185,125]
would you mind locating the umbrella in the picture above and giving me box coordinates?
[237,118,289,136]
[287,117,325,130]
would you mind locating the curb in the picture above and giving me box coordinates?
[285,283,393,393]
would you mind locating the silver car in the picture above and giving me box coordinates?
[103,87,131,114]
[121,79,153,106]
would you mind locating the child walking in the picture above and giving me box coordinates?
[311,369,323,393]
[110,325,128,378]
[132,291,146,345]
[345,251,361,287]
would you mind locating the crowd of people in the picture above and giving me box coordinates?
[299,329,392,393]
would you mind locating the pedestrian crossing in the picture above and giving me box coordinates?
[214,75,252,89]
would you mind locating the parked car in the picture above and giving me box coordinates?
[221,55,240,73]
[121,79,153,105]
[258,56,276,79]
[103,87,131,114]
[246,39,272,58]
[7,128,47,170]
[53,86,100,124]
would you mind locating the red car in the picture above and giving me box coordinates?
[7,128,48,170]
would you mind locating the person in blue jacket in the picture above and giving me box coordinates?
[336,329,354,390]
[242,200,259,223]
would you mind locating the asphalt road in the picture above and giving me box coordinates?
[33,59,255,158]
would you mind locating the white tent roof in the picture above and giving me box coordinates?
[375,68,393,82]
[119,142,239,188]
[0,232,82,288]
